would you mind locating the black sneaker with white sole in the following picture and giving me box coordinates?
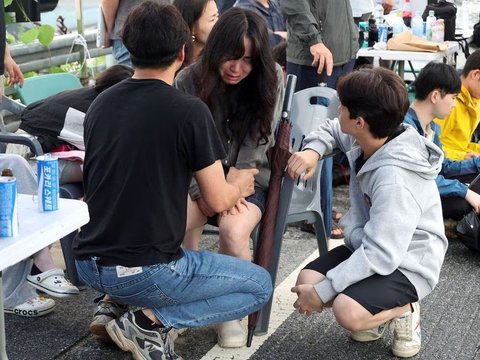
[106,310,182,360]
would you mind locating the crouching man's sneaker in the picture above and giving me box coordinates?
[392,302,421,358]
[106,310,183,360]
[90,299,127,342]
[351,322,388,342]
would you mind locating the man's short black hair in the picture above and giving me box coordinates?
[121,1,190,69]
[462,49,480,77]
[337,67,409,139]
[412,62,461,100]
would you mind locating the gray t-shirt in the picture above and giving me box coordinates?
[111,0,138,40]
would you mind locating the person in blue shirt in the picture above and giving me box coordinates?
[404,61,480,220]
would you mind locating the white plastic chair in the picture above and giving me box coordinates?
[254,85,341,335]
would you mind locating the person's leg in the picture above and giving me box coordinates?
[28,247,79,298]
[0,154,36,194]
[76,252,272,359]
[183,195,207,250]
[215,197,262,347]
[217,201,262,261]
[324,60,355,90]
[287,62,326,91]
[58,160,83,185]
[441,196,471,220]
[3,259,56,317]
[332,271,420,358]
[112,40,133,68]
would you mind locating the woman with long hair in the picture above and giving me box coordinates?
[173,0,219,66]
[175,7,284,348]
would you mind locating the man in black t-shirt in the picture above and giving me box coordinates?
[73,3,272,359]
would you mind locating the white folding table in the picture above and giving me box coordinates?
[357,41,460,79]
[0,194,89,359]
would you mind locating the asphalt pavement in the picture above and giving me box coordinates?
[4,184,480,360]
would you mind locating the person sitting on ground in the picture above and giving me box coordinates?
[436,49,480,161]
[6,65,134,184]
[234,0,287,47]
[286,67,447,358]
[405,61,480,220]
[173,0,219,68]
[175,7,284,348]
[2,154,78,318]
[73,3,272,359]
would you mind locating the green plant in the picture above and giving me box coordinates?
[3,0,55,46]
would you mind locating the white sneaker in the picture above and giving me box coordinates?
[351,322,389,342]
[217,320,247,348]
[392,302,421,358]
[27,268,79,298]
[4,296,55,317]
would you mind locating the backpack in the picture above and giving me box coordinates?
[474,19,480,47]
[422,0,457,41]
[456,210,480,252]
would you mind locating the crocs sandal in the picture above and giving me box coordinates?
[5,296,55,317]
[27,268,80,298]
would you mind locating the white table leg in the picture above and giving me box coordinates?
[0,271,9,360]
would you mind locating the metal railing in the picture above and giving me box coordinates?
[10,28,112,73]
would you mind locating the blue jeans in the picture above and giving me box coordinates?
[76,250,272,328]
[286,60,355,90]
[112,39,133,68]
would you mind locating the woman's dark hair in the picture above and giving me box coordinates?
[122,1,190,69]
[337,67,409,139]
[412,62,461,100]
[197,7,277,146]
[173,0,214,66]
[94,64,134,93]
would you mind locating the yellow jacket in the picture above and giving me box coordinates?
[435,85,480,161]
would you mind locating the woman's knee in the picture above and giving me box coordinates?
[332,294,372,332]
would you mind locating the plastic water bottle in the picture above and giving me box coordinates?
[392,16,404,35]
[432,19,445,43]
[373,0,384,25]
[426,10,436,41]
[411,12,424,37]
[402,0,413,28]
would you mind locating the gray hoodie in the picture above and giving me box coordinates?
[304,120,448,304]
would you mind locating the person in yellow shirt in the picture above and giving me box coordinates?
[435,50,480,161]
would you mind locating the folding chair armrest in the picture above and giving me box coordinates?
[0,133,44,156]
[0,95,26,115]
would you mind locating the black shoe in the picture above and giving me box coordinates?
[300,222,316,235]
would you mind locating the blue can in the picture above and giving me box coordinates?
[37,154,59,212]
[378,24,388,43]
[0,176,18,237]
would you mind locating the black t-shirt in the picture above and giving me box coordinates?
[73,78,226,266]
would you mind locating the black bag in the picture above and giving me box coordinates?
[422,0,457,41]
[474,20,480,47]
[456,210,480,252]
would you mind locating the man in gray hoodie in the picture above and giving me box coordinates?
[287,67,448,358]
